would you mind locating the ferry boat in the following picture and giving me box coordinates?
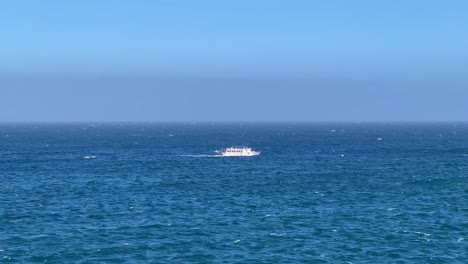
[219,147,261,157]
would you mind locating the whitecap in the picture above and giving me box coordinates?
[83,155,96,159]
[413,231,430,236]
[234,240,241,243]
[458,237,464,242]
[270,232,286,237]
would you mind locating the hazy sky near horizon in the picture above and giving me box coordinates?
[1,1,467,122]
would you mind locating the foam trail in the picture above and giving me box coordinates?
[179,154,223,158]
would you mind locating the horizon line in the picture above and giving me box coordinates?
[1,121,468,125]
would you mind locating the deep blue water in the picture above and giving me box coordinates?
[0,123,467,263]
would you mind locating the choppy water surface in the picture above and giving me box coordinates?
[0,123,467,263]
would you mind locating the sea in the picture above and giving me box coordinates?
[0,123,466,263]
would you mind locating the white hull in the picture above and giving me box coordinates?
[222,151,261,157]
[220,147,261,157]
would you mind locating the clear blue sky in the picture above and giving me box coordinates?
[1,0,467,122]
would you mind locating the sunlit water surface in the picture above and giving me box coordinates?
[0,123,466,263]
